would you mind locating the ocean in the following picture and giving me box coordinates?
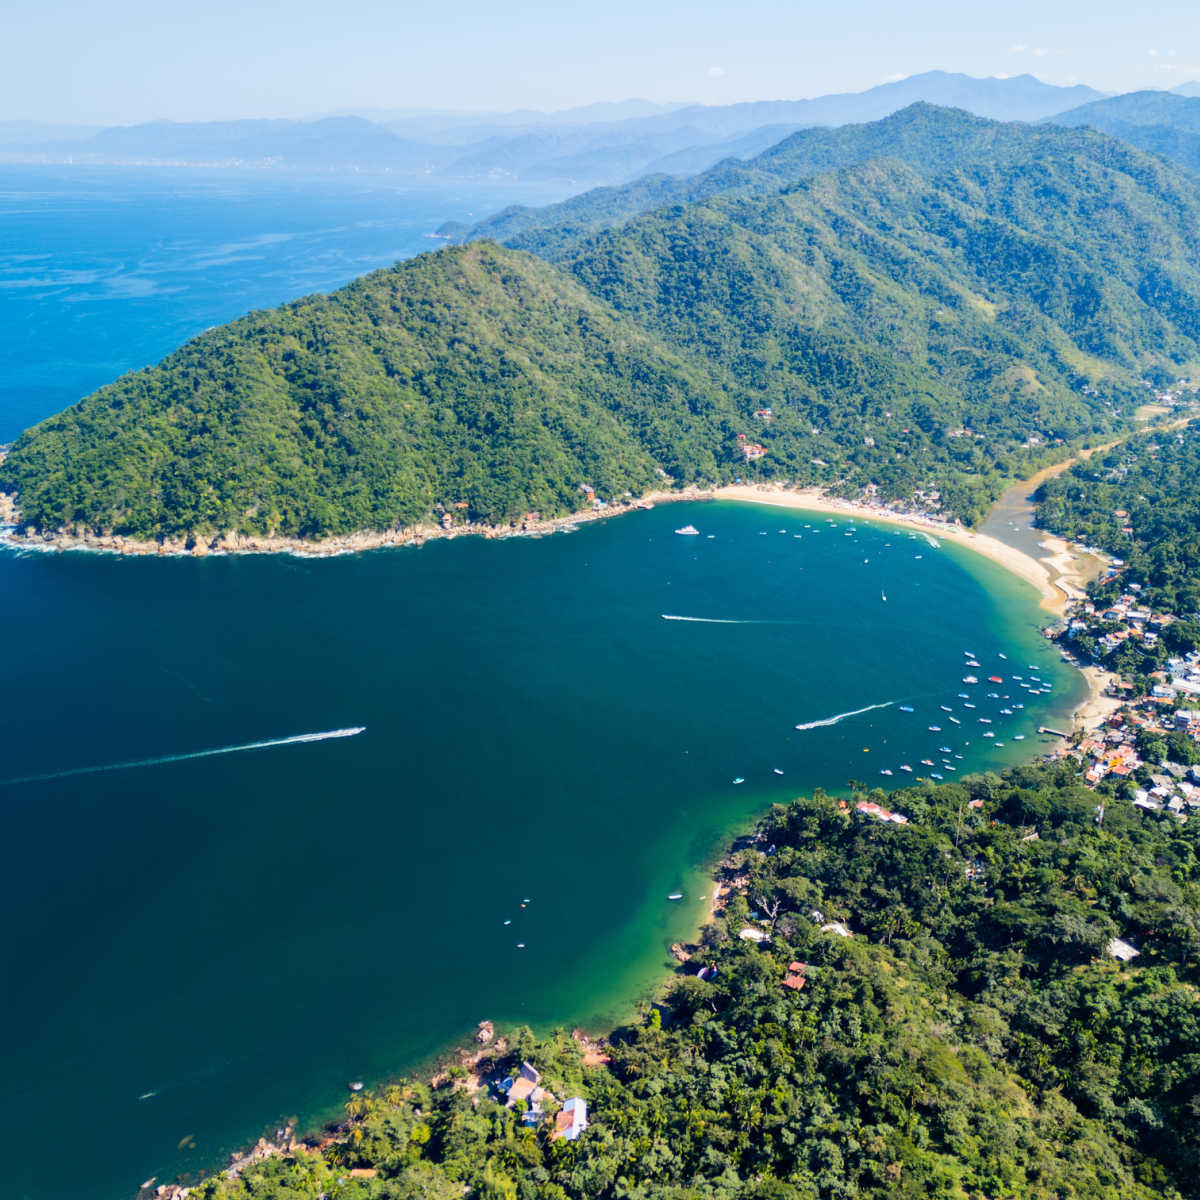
[0,167,1086,1200]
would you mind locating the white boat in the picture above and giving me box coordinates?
[900,765,913,773]
[940,705,952,712]
[880,768,893,776]
[732,777,745,785]
[963,675,978,684]
[675,524,700,536]
[667,892,683,900]
[949,716,961,724]
[928,724,942,731]
[773,768,784,775]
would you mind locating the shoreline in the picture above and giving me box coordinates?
[106,478,1115,1199]
[2,477,1113,728]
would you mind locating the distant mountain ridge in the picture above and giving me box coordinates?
[1049,91,1200,176]
[3,71,1107,187]
[446,102,1143,257]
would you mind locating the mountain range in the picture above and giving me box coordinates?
[3,72,1106,187]
[5,104,1200,545]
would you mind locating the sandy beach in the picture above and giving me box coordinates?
[706,482,1120,732]
[2,474,1113,728]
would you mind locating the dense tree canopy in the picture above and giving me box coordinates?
[189,762,1200,1200]
[1037,422,1200,616]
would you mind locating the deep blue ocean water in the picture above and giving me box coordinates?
[0,168,1086,1200]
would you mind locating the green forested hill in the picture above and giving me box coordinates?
[0,244,733,538]
[187,763,1200,1200]
[1037,421,1200,615]
[1050,92,1200,177]
[451,102,1191,259]
[5,106,1200,540]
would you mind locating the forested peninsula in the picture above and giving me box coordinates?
[173,761,1200,1200]
[5,105,1200,546]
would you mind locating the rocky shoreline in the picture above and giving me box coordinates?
[0,482,726,558]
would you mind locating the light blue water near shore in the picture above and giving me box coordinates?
[0,169,1086,1200]
[0,166,568,441]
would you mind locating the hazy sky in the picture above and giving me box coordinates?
[5,0,1198,124]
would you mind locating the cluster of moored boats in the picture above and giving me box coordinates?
[672,520,1058,790]
[879,650,1052,779]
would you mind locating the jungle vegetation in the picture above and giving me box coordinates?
[190,761,1200,1200]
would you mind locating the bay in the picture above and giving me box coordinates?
[0,169,1086,1200]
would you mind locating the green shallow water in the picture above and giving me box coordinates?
[0,500,1084,1199]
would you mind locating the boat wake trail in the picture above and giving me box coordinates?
[0,727,366,787]
[661,614,787,625]
[794,702,894,731]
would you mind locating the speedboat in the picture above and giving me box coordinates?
[898,705,914,713]
[732,777,745,784]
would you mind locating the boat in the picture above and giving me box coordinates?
[931,772,944,780]
[880,768,893,776]
[958,692,969,699]
[964,650,977,657]
[1000,708,1013,715]
[940,705,952,712]
[987,691,1000,699]
[928,724,942,731]
[667,892,684,901]
[963,702,976,709]
[949,716,961,724]
[732,777,745,785]
[900,765,913,772]
[963,675,978,684]
[998,652,1007,659]
[983,731,995,738]
[921,758,935,766]
[988,675,1003,683]
[773,768,784,775]
[881,590,887,601]
[978,717,992,724]
[938,745,952,753]
[675,524,700,536]
[1014,734,1026,741]
[945,764,957,771]
[898,704,914,712]
[966,660,981,667]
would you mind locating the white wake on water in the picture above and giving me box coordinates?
[794,702,894,731]
[661,614,792,625]
[1,727,366,787]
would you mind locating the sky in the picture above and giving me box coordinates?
[4,0,1199,124]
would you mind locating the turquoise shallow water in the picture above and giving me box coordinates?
[0,169,1086,1200]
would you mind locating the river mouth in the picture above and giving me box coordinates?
[0,498,1084,1200]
